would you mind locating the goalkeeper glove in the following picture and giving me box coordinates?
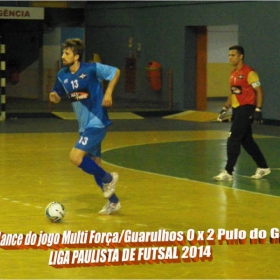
[217,106,228,122]
[253,107,263,124]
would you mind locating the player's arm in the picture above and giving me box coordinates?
[224,91,232,109]
[217,91,232,122]
[252,86,264,123]
[49,75,65,104]
[252,83,264,109]
[248,71,263,108]
[102,68,121,107]
[49,91,61,104]
[249,71,264,123]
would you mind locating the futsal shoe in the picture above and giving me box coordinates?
[251,168,271,179]
[98,201,121,215]
[213,170,233,181]
[103,172,118,198]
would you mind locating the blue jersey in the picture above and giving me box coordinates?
[52,62,117,132]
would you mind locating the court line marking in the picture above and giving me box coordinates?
[101,137,280,199]
[0,196,129,221]
[102,159,280,199]
[1,133,278,223]
[0,196,91,219]
[0,196,43,209]
[103,132,277,151]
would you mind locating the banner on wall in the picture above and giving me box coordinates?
[0,6,44,20]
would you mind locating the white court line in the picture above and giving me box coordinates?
[101,140,280,199]
[0,197,106,221]
[77,214,90,218]
[102,157,280,199]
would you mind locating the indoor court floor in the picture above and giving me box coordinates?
[0,107,280,279]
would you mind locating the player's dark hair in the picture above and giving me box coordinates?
[229,45,245,59]
[62,38,84,61]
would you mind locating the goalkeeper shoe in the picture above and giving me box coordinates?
[213,170,233,181]
[251,168,271,179]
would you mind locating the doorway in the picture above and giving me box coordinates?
[184,26,207,111]
[184,25,238,112]
[207,25,238,112]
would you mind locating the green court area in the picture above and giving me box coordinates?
[102,137,280,196]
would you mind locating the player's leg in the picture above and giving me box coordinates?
[241,125,268,167]
[70,147,111,181]
[214,107,246,181]
[91,153,121,215]
[91,156,104,189]
[241,125,270,179]
[91,155,120,201]
[70,127,118,197]
[226,106,255,171]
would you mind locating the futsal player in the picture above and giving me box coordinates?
[214,45,270,181]
[49,38,121,214]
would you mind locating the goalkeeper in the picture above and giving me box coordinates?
[214,45,270,181]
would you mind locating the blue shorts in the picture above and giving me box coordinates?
[74,127,107,157]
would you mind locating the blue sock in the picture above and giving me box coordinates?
[101,173,113,183]
[79,157,112,183]
[109,194,119,204]
[79,158,117,200]
[94,175,103,190]
[94,175,119,203]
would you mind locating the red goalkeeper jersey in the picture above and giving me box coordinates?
[230,64,260,108]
